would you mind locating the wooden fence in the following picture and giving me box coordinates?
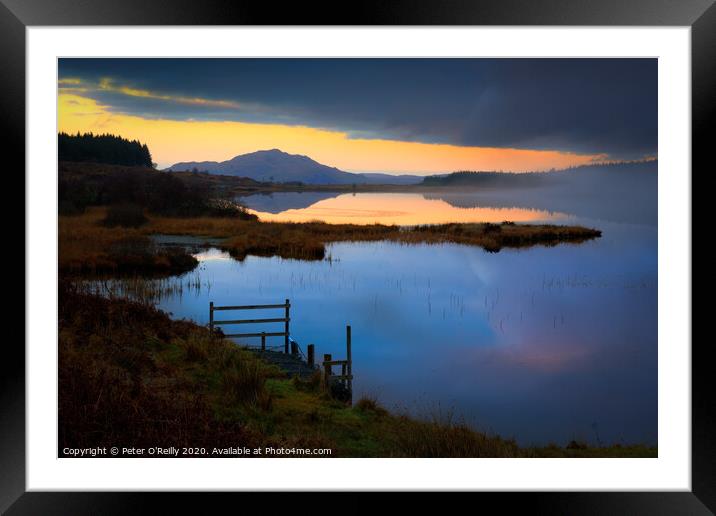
[209,299,291,353]
[209,299,354,403]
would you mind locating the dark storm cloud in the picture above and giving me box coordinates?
[59,58,657,159]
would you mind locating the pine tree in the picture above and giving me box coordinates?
[58,132,153,167]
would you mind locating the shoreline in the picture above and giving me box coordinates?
[58,285,656,458]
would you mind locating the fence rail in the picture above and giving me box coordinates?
[212,303,288,311]
[223,331,287,339]
[213,317,289,325]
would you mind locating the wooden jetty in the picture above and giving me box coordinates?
[253,350,317,379]
[209,299,353,402]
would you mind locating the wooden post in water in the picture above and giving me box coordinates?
[209,302,214,334]
[323,354,332,387]
[346,325,352,403]
[284,299,290,354]
[307,344,315,368]
[261,332,266,351]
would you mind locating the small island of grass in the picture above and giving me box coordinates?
[60,206,601,274]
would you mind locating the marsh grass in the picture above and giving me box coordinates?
[102,203,148,228]
[354,396,388,416]
[221,360,269,407]
[78,273,208,306]
[61,207,601,270]
[390,416,522,458]
[60,210,199,275]
[58,283,276,453]
[292,370,322,393]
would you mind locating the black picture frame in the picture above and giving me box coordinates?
[2,0,710,512]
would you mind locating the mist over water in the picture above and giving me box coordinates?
[237,161,657,227]
[153,181,657,446]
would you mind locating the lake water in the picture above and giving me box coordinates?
[238,191,569,225]
[154,191,657,446]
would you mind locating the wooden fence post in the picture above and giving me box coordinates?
[284,299,290,354]
[346,325,352,395]
[209,302,214,334]
[323,354,332,386]
[307,344,314,368]
[261,332,266,351]
[291,340,298,355]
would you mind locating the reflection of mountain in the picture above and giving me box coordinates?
[236,191,342,213]
[423,161,657,226]
[237,161,657,225]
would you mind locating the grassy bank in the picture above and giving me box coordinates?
[60,207,601,272]
[58,285,655,458]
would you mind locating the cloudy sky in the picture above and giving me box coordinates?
[58,58,657,173]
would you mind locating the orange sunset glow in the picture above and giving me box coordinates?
[58,92,605,173]
[243,193,568,225]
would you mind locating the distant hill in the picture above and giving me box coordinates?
[419,160,657,189]
[166,149,368,185]
[421,170,548,188]
[420,160,658,225]
[167,149,430,185]
[359,172,425,185]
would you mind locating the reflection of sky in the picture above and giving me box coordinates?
[156,208,657,446]
[241,192,566,225]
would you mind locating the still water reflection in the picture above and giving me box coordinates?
[238,192,567,225]
[150,191,656,446]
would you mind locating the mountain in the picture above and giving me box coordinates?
[166,149,368,185]
[167,149,434,185]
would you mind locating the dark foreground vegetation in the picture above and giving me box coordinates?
[59,284,656,458]
[59,161,259,219]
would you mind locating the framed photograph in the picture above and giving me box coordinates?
[5,0,710,510]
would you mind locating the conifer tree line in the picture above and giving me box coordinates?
[59,132,153,167]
